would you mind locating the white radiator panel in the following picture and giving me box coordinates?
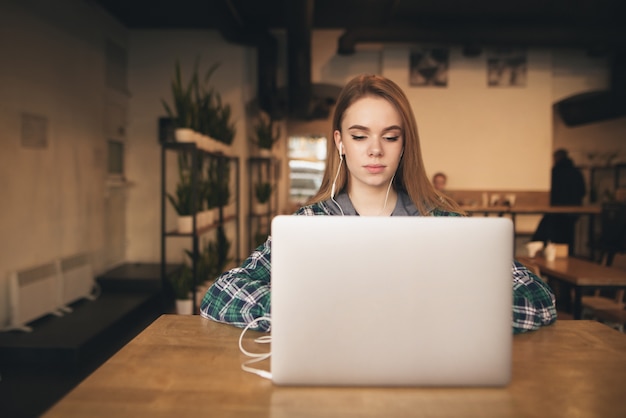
[7,262,61,332]
[59,253,97,310]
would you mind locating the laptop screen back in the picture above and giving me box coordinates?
[270,215,513,386]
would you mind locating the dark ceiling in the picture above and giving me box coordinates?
[94,0,626,122]
[95,0,626,53]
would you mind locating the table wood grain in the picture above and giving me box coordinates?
[44,315,626,418]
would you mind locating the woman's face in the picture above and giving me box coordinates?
[334,96,404,194]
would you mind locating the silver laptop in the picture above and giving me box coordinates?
[270,215,513,386]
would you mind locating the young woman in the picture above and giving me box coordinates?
[200,74,557,334]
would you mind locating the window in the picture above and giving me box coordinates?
[288,135,326,204]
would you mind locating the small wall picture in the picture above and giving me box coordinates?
[409,48,449,87]
[487,48,527,87]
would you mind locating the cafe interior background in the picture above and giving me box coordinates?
[1,0,625,328]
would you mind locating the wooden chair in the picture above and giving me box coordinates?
[581,289,625,318]
[593,308,626,333]
[594,203,626,267]
[581,251,626,319]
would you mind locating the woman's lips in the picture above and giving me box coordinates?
[364,164,385,174]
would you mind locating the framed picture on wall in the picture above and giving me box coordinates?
[487,48,527,87]
[409,48,449,87]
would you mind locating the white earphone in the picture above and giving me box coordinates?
[331,142,344,202]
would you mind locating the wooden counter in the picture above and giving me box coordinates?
[44,315,626,418]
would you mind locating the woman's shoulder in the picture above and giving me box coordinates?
[294,201,330,216]
[430,207,463,217]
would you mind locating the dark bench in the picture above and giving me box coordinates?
[0,263,176,368]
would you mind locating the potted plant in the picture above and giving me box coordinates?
[215,225,232,273]
[201,178,216,226]
[161,60,197,142]
[193,61,221,150]
[206,158,231,221]
[167,154,197,232]
[254,181,273,214]
[254,229,268,249]
[250,111,280,156]
[185,240,218,286]
[168,263,194,314]
[212,93,236,147]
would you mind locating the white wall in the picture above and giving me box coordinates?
[0,0,127,326]
[384,47,554,190]
[1,2,623,328]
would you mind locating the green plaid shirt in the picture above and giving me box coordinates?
[200,198,557,334]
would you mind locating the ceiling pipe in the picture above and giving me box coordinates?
[213,0,281,116]
[338,24,626,55]
[285,0,314,119]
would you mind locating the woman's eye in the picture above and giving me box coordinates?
[351,135,366,140]
[384,136,400,142]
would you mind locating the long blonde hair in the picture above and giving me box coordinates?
[307,74,462,215]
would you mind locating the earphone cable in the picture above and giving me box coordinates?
[330,157,345,216]
[238,316,273,380]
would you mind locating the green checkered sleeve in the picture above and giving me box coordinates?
[511,260,557,334]
[200,237,273,332]
[199,204,326,332]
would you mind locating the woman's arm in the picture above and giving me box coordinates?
[199,237,273,332]
[199,204,325,332]
[511,260,557,334]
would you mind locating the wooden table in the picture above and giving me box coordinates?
[44,315,626,418]
[518,255,626,319]
[463,205,602,254]
[461,205,602,216]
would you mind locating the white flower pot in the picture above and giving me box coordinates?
[175,128,195,143]
[215,140,226,154]
[220,141,232,156]
[197,211,206,228]
[199,135,211,151]
[225,203,237,219]
[193,130,203,144]
[177,215,194,233]
[207,136,220,153]
[204,209,214,226]
[254,202,269,215]
[175,299,193,315]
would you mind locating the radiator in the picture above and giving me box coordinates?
[58,253,98,313]
[6,261,63,332]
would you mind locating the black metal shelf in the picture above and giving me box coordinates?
[160,141,240,314]
[164,215,239,237]
[248,156,279,252]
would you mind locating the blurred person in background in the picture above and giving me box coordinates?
[432,172,447,193]
[532,148,586,254]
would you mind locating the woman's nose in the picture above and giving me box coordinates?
[368,138,383,156]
